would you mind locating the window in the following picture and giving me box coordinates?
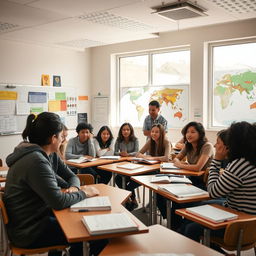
[118,49,190,128]
[209,40,256,128]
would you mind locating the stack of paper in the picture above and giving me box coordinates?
[82,212,138,235]
[186,205,238,223]
[158,184,208,198]
[70,196,111,212]
[151,175,192,184]
[117,163,143,170]
[67,157,96,164]
[99,156,121,160]
[160,162,179,169]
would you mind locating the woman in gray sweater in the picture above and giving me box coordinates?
[3,112,106,256]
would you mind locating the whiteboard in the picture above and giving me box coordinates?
[92,96,109,133]
[0,84,78,135]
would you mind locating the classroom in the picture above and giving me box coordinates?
[0,1,256,256]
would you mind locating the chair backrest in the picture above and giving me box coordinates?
[224,219,256,247]
[77,174,95,185]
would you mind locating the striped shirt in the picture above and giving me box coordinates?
[208,158,256,215]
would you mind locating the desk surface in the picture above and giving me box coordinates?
[160,167,205,176]
[176,204,256,230]
[53,184,148,243]
[97,162,160,176]
[99,224,223,256]
[131,175,209,203]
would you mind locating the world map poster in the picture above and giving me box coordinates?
[213,70,256,126]
[120,86,189,128]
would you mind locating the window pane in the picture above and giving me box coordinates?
[120,55,148,87]
[212,42,256,127]
[152,50,190,85]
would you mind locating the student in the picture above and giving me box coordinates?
[183,121,256,254]
[157,122,214,228]
[57,125,68,160]
[114,123,139,156]
[173,121,214,188]
[143,100,168,139]
[114,123,139,210]
[94,126,114,184]
[3,112,106,256]
[65,123,97,177]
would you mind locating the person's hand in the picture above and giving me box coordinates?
[65,186,79,193]
[120,151,129,157]
[173,158,182,168]
[80,186,99,197]
[84,155,93,160]
[215,144,228,160]
[89,133,94,139]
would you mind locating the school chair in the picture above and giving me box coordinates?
[77,174,95,185]
[0,196,70,256]
[210,219,256,256]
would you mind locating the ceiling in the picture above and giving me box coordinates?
[0,0,256,51]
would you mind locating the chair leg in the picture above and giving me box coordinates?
[236,229,243,256]
[254,246,256,256]
[136,188,141,204]
[63,247,70,256]
[142,186,145,208]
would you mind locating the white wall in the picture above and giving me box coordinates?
[90,18,256,148]
[0,40,91,163]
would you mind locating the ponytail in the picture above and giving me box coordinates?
[22,114,37,141]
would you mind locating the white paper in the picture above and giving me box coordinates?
[48,91,55,100]
[93,97,108,122]
[16,102,30,115]
[0,100,15,115]
[0,115,17,133]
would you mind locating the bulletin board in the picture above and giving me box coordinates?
[0,84,78,135]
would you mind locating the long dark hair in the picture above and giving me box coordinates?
[182,121,207,155]
[22,112,63,146]
[95,126,113,148]
[227,121,256,166]
[149,124,166,156]
[117,123,137,142]
[217,129,228,146]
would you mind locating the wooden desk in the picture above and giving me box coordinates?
[65,159,114,169]
[131,175,209,227]
[160,167,205,176]
[97,162,160,188]
[100,224,223,256]
[176,204,256,246]
[53,184,149,256]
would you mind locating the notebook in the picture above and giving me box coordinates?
[82,212,138,235]
[67,157,96,164]
[70,196,111,212]
[117,163,143,170]
[160,162,179,169]
[151,175,192,184]
[186,204,238,223]
[158,184,208,198]
[99,156,121,160]
[0,170,8,177]
[131,158,159,164]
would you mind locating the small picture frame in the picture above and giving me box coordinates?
[41,74,50,86]
[53,75,61,87]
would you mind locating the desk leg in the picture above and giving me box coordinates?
[112,173,116,187]
[203,228,211,247]
[166,200,171,229]
[152,192,157,224]
[149,189,153,225]
[121,176,126,189]
[83,241,90,256]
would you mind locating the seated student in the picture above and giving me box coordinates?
[65,123,97,177]
[57,125,68,160]
[157,122,214,228]
[114,122,139,156]
[94,126,114,184]
[114,123,139,210]
[3,112,106,256]
[183,121,256,254]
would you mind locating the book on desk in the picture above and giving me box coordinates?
[70,196,111,212]
[67,157,96,164]
[186,204,238,223]
[131,158,159,165]
[160,162,179,169]
[151,175,192,184]
[99,155,121,160]
[158,184,208,198]
[117,163,144,170]
[82,212,138,235]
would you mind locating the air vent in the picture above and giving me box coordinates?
[152,1,207,21]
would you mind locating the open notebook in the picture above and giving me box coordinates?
[151,175,192,184]
[82,212,138,235]
[70,196,111,212]
[67,157,96,164]
[186,204,238,223]
[117,163,143,170]
[158,184,208,198]
[99,156,121,160]
[160,162,179,169]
